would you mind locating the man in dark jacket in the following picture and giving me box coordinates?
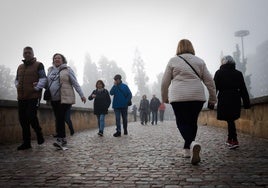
[139,95,149,125]
[15,46,46,150]
[150,95,161,125]
[214,55,250,149]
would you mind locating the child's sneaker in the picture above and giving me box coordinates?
[190,141,201,165]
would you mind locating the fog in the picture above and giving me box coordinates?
[0,0,268,104]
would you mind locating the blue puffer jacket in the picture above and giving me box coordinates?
[110,82,132,109]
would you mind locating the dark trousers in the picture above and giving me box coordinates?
[114,108,128,133]
[140,111,148,124]
[65,106,74,133]
[227,120,237,141]
[159,110,164,122]
[151,110,158,124]
[18,99,43,145]
[171,101,204,149]
[51,101,71,138]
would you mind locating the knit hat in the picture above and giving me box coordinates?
[221,55,235,65]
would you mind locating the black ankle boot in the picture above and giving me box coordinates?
[17,143,32,150]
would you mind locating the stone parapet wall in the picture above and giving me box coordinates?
[0,100,133,144]
[198,96,268,139]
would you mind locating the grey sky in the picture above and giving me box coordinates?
[0,0,267,93]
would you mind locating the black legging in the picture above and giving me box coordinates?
[171,101,204,149]
[227,120,237,141]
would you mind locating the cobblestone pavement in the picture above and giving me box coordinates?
[0,121,267,188]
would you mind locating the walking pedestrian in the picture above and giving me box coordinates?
[159,102,166,122]
[132,104,138,122]
[65,106,75,136]
[161,39,216,165]
[15,46,46,150]
[110,74,132,137]
[139,95,150,125]
[214,55,250,149]
[150,95,161,125]
[88,80,111,136]
[47,53,86,149]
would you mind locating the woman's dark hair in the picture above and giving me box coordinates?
[52,53,67,64]
[96,80,105,88]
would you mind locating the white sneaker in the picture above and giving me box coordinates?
[190,141,201,165]
[183,149,191,158]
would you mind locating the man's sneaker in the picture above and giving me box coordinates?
[98,131,103,136]
[113,132,121,137]
[229,141,239,149]
[17,143,32,150]
[190,142,201,165]
[183,149,190,158]
[124,130,128,135]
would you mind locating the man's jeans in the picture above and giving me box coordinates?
[114,108,128,133]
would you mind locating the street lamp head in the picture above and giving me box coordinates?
[235,30,250,37]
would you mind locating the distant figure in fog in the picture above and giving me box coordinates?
[88,80,111,136]
[150,95,161,125]
[132,104,137,122]
[214,55,250,149]
[161,39,216,165]
[15,46,46,150]
[110,74,132,137]
[158,102,166,122]
[139,95,150,125]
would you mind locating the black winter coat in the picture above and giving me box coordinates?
[214,64,250,121]
[88,89,111,115]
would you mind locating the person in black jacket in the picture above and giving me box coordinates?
[88,80,111,136]
[150,95,161,125]
[214,55,250,149]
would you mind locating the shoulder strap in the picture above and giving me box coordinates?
[47,67,68,89]
[178,56,200,78]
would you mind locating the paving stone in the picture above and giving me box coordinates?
[0,121,267,187]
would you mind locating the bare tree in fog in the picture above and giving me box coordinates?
[132,49,149,97]
[248,40,268,97]
[0,65,16,100]
[68,60,77,75]
[151,72,163,98]
[98,56,127,90]
[81,54,99,107]
[233,44,253,98]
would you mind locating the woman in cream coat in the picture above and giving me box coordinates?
[47,53,86,148]
[161,39,216,165]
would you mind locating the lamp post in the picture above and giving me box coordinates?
[234,30,250,62]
